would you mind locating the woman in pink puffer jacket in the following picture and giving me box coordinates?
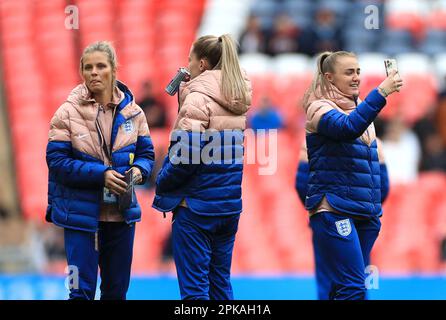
[153,34,252,300]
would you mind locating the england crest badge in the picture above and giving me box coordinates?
[335,219,352,236]
[123,119,134,134]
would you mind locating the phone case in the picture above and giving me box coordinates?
[119,170,134,212]
[384,59,398,77]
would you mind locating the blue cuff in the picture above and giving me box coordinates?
[365,88,387,109]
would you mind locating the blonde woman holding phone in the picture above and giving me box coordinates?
[302,51,402,300]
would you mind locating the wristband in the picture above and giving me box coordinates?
[378,86,388,97]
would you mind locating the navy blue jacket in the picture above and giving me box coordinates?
[295,160,389,206]
[153,131,245,216]
[304,88,387,218]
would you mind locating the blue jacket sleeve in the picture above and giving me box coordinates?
[46,141,108,188]
[318,88,387,141]
[380,163,389,203]
[132,135,155,185]
[295,161,309,205]
[155,131,203,194]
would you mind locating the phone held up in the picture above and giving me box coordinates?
[384,58,401,80]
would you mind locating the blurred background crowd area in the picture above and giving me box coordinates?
[1,0,446,279]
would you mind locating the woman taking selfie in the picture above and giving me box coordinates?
[303,51,402,300]
[46,41,154,300]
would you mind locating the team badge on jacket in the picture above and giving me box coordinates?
[335,219,352,236]
[123,120,134,134]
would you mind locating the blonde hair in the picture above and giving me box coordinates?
[192,34,249,105]
[79,41,118,86]
[303,51,356,107]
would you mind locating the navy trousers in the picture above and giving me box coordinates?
[64,222,135,300]
[310,211,381,300]
[172,206,240,300]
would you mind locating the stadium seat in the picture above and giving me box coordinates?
[395,53,433,75]
[239,53,273,75]
[343,28,380,54]
[357,53,389,76]
[247,74,274,107]
[283,0,314,28]
[318,0,352,20]
[433,53,446,89]
[426,10,446,30]
[385,0,429,36]
[199,0,251,39]
[270,73,312,117]
[75,0,116,47]
[419,29,446,56]
[391,76,436,124]
[378,29,416,56]
[386,0,431,14]
[272,53,311,76]
[248,0,279,30]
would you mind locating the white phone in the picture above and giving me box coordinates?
[384,59,400,79]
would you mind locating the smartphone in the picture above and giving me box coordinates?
[384,59,400,79]
[118,170,134,212]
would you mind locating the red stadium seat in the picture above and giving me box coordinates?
[425,11,446,30]
[75,0,116,47]
[386,12,426,41]
[248,74,275,108]
[396,74,438,124]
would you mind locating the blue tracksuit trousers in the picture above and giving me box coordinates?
[172,206,240,300]
[64,221,135,300]
[310,211,381,300]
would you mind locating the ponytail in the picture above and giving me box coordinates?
[218,34,249,105]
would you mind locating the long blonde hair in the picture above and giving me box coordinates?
[303,51,356,107]
[192,34,249,105]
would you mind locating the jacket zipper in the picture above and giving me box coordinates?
[95,105,113,167]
